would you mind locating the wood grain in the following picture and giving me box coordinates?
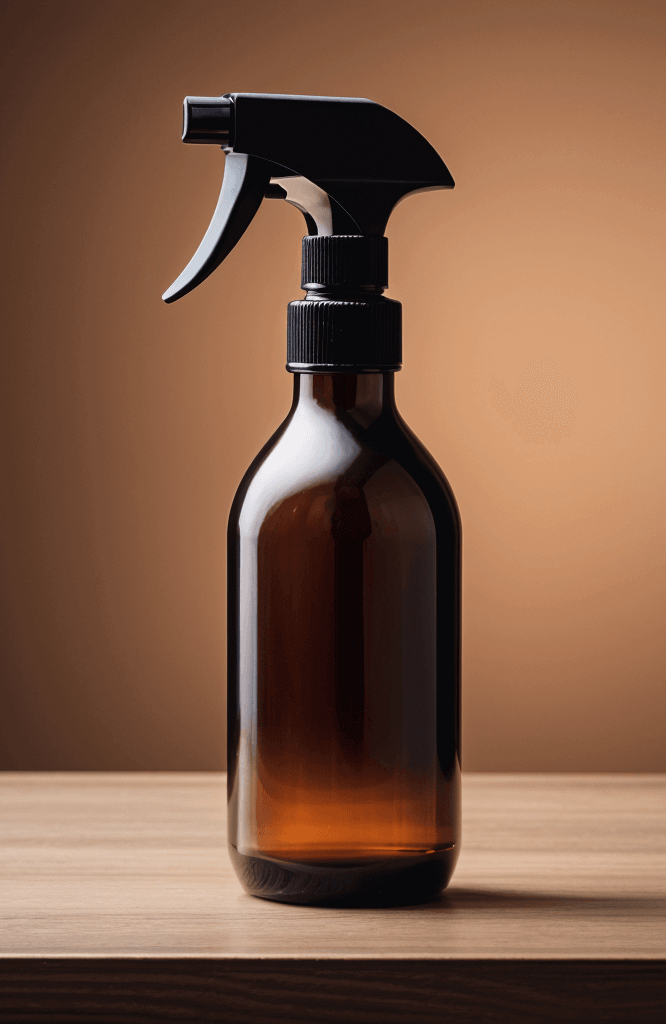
[0,774,664,1020]
[0,959,665,1023]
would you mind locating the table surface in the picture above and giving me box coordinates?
[1,772,664,961]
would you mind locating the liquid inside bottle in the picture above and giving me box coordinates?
[227,372,461,904]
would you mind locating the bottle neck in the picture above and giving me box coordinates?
[292,373,397,428]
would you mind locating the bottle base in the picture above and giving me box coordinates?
[228,843,458,907]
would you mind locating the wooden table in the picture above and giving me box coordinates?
[1,773,664,1022]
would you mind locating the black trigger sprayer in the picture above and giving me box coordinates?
[163,94,461,905]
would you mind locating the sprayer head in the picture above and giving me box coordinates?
[162,93,454,304]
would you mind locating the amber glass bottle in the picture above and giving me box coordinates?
[160,91,461,906]
[227,370,461,905]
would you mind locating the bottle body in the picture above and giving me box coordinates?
[227,373,461,904]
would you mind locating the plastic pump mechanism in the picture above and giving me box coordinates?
[162,93,454,305]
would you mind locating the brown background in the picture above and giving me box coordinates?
[1,0,664,771]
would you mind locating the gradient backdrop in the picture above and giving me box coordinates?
[1,0,664,771]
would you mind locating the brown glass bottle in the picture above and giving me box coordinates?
[227,371,461,905]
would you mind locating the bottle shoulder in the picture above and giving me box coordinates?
[387,410,461,526]
[229,400,460,542]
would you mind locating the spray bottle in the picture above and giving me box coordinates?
[163,93,461,905]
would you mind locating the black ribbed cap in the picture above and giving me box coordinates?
[287,299,401,371]
[288,235,401,372]
[301,235,388,290]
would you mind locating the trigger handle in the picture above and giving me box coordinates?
[162,153,271,303]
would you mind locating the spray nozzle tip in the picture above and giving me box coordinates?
[182,96,233,145]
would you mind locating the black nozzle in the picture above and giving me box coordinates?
[182,96,233,145]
